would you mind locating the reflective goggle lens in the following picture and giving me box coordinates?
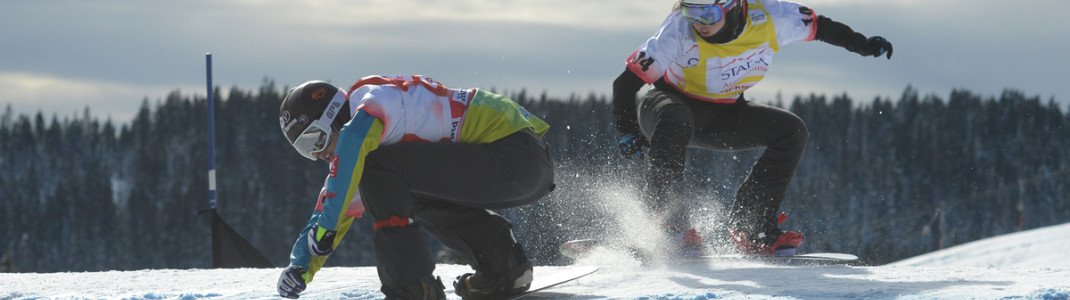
[292,124,330,160]
[681,1,736,25]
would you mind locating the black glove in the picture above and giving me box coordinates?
[861,36,893,59]
[277,265,308,299]
[307,224,336,256]
[618,133,649,159]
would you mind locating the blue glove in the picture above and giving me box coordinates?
[277,265,308,299]
[863,36,893,59]
[307,224,337,256]
[618,133,649,159]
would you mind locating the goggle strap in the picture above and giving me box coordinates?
[314,89,348,130]
[291,88,347,160]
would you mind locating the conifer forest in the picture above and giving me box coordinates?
[2,82,1068,272]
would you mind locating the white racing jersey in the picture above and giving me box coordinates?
[626,0,817,103]
[349,75,471,144]
[350,75,548,144]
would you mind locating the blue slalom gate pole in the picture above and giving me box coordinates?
[206,53,218,210]
[203,53,274,268]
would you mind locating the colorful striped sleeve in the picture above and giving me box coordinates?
[288,110,383,283]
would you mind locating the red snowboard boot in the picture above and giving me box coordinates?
[728,212,804,256]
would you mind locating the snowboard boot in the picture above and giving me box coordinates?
[650,208,704,257]
[729,212,804,256]
[453,229,533,299]
[674,228,705,257]
[383,275,446,300]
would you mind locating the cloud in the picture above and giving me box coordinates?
[2,0,1068,123]
[232,0,672,30]
[0,72,197,122]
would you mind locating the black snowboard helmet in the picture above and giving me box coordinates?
[279,80,351,160]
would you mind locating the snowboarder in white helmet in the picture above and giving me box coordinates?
[613,0,892,257]
[275,76,555,299]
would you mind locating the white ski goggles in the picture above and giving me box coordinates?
[681,0,738,25]
[291,91,347,160]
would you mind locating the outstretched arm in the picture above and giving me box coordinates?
[278,111,383,298]
[814,15,893,59]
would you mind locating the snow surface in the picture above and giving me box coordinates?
[3,223,1070,299]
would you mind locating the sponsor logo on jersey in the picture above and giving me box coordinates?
[450,118,461,141]
[707,47,772,93]
[452,89,471,105]
[719,56,770,81]
[681,45,701,68]
[749,9,768,25]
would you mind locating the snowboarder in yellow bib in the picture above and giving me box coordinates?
[613,0,892,257]
[275,76,554,299]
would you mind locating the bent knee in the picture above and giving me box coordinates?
[776,113,809,147]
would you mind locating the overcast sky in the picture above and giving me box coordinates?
[3,0,1069,123]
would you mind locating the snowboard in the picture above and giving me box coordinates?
[693,252,859,266]
[508,265,599,300]
[560,238,858,266]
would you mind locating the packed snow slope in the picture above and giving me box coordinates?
[3,223,1070,299]
[888,221,1070,269]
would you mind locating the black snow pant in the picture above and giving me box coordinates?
[359,129,554,295]
[637,86,808,236]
